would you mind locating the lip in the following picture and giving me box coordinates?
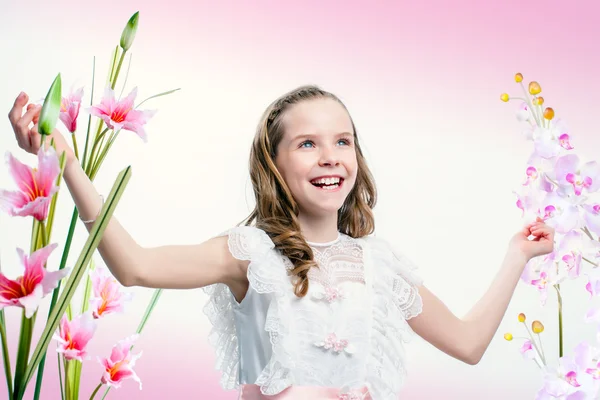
[309,175,344,181]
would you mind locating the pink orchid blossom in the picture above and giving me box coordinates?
[585,268,600,297]
[87,87,156,142]
[0,147,60,221]
[99,334,142,389]
[522,252,561,305]
[53,312,97,362]
[525,118,574,160]
[89,267,133,319]
[517,102,531,123]
[519,340,536,360]
[583,203,600,236]
[0,243,69,318]
[539,191,583,234]
[514,184,545,220]
[536,357,588,400]
[557,231,584,279]
[554,154,600,197]
[59,87,84,133]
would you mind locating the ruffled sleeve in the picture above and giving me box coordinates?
[361,236,424,400]
[201,225,297,394]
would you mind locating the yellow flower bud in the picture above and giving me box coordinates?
[504,333,513,341]
[515,73,523,83]
[120,11,140,52]
[500,93,510,102]
[38,73,62,136]
[534,96,544,106]
[518,313,526,323]
[532,320,544,333]
[543,107,555,120]
[529,81,542,95]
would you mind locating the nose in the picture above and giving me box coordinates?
[318,146,340,167]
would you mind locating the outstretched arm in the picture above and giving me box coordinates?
[407,219,554,365]
[8,92,245,290]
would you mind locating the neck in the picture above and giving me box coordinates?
[297,210,339,244]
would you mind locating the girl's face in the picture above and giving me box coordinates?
[274,97,358,218]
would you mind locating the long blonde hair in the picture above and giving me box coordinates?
[241,85,377,297]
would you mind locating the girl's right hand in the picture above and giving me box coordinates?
[8,91,75,166]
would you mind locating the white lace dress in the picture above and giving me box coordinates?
[202,226,423,400]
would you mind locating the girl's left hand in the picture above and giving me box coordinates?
[509,216,555,261]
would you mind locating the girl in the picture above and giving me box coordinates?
[7,86,554,400]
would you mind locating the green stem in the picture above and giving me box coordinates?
[13,312,35,400]
[583,256,599,267]
[0,310,13,399]
[39,222,48,247]
[85,128,109,176]
[557,284,563,358]
[91,132,119,178]
[80,259,95,314]
[71,134,80,161]
[110,50,126,90]
[64,361,70,400]
[81,57,96,169]
[89,383,102,400]
[57,354,64,400]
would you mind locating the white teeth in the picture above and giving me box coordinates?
[311,177,341,185]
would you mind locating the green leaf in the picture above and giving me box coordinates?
[135,88,180,109]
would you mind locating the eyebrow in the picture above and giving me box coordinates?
[291,132,353,142]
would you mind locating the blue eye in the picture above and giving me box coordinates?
[300,140,315,148]
[337,139,350,146]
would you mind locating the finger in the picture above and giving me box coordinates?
[15,105,41,149]
[16,104,41,133]
[8,92,29,128]
[29,126,42,152]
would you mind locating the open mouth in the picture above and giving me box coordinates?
[310,177,344,191]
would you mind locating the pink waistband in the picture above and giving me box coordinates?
[238,384,372,400]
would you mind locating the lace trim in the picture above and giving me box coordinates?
[201,226,296,395]
[308,235,365,288]
[360,235,424,400]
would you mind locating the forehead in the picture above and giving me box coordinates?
[281,97,353,140]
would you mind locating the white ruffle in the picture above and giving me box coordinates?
[361,236,424,400]
[201,226,296,395]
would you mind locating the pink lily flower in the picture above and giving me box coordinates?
[87,87,156,142]
[89,267,133,319]
[53,312,97,362]
[59,87,84,133]
[99,334,142,389]
[0,243,70,318]
[554,154,600,197]
[0,147,60,221]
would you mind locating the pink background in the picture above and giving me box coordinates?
[2,0,600,399]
